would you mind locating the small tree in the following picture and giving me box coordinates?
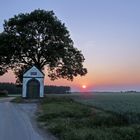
[0,9,87,83]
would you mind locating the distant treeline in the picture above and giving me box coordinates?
[0,83,21,94]
[44,85,70,94]
[0,83,71,94]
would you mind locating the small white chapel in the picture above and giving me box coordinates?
[22,66,44,98]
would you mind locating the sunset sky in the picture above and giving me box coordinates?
[0,0,140,91]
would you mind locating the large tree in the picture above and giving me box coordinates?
[0,9,87,83]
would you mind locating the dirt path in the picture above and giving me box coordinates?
[0,98,56,140]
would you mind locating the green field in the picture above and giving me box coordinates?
[74,93,140,123]
[37,93,140,140]
[74,93,140,112]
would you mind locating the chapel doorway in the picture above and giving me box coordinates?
[27,79,40,98]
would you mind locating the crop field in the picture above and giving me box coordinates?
[74,93,140,113]
[73,92,140,123]
[37,93,140,140]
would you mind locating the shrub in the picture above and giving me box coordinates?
[0,90,8,97]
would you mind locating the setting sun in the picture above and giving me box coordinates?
[82,85,87,89]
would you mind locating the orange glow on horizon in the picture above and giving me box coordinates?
[1,69,140,91]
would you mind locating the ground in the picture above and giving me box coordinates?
[1,93,140,140]
[0,97,56,140]
[37,93,140,140]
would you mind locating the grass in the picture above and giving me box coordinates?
[0,96,6,98]
[0,93,8,97]
[11,96,44,103]
[74,93,140,113]
[74,93,140,124]
[37,94,140,140]
[10,96,24,103]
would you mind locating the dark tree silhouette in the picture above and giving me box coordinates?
[0,9,87,83]
[0,33,14,75]
[0,82,70,94]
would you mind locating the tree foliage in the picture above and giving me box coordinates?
[0,9,87,83]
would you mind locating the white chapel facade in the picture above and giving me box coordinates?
[22,66,44,98]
